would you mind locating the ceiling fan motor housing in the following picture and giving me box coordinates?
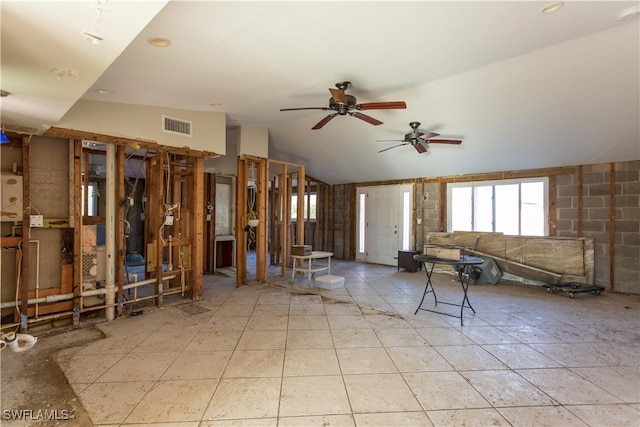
[329,94,357,115]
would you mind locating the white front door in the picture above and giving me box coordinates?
[357,184,413,266]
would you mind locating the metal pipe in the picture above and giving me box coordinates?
[30,240,40,318]
[105,143,116,321]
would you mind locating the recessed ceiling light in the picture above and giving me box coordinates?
[542,2,564,14]
[148,37,171,47]
[95,89,112,95]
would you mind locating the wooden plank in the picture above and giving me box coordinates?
[236,156,247,285]
[20,135,30,327]
[506,236,585,276]
[61,264,73,294]
[26,301,73,317]
[427,231,506,258]
[256,157,268,282]
[73,139,83,326]
[0,236,22,247]
[193,157,204,298]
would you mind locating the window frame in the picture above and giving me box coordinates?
[446,177,549,236]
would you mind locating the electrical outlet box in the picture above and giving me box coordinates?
[164,214,174,226]
[30,214,44,227]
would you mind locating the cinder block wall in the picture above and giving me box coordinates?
[556,160,639,294]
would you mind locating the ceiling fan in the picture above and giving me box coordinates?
[377,121,462,154]
[280,81,406,129]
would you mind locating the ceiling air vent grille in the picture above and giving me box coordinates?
[162,115,192,137]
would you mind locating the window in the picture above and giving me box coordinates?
[448,178,547,236]
[291,194,316,220]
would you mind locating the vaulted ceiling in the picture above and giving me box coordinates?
[2,1,639,184]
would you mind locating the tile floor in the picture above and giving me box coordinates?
[56,259,639,426]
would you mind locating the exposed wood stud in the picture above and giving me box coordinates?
[609,162,615,292]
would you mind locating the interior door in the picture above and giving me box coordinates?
[360,184,412,266]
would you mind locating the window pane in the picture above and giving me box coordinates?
[451,187,472,231]
[495,184,519,235]
[521,182,545,235]
[402,191,410,249]
[474,186,493,232]
[359,193,365,253]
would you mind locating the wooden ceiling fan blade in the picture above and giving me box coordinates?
[378,142,409,153]
[358,101,407,110]
[352,112,383,126]
[329,88,348,105]
[418,132,440,140]
[414,142,428,153]
[427,139,463,145]
[280,107,328,111]
[311,114,337,130]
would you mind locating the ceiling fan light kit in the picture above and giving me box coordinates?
[280,81,406,129]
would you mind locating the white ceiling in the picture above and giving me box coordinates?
[2,1,639,184]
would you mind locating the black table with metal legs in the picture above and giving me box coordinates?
[413,254,484,326]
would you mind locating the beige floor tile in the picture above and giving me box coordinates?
[331,328,382,348]
[286,329,335,349]
[327,314,369,329]
[461,326,522,345]
[460,370,557,407]
[336,347,398,374]
[131,329,198,353]
[223,349,284,378]
[323,301,363,316]
[283,348,341,376]
[572,342,639,366]
[516,368,623,405]
[289,303,325,315]
[498,405,589,427]
[78,381,154,424]
[416,327,476,346]
[497,325,567,344]
[245,315,289,330]
[184,330,242,351]
[201,419,277,426]
[200,316,249,331]
[565,404,640,427]
[204,378,281,420]
[278,414,354,426]
[571,366,640,403]
[528,342,610,367]
[403,371,490,410]
[373,328,429,347]
[125,379,218,423]
[161,350,232,379]
[481,343,562,369]
[433,344,507,371]
[76,331,151,354]
[279,375,351,417]
[343,373,423,413]
[58,353,125,384]
[288,314,330,330]
[426,408,511,426]
[216,304,256,316]
[96,352,179,382]
[386,346,453,372]
[354,411,432,426]
[236,330,286,350]
[252,303,290,315]
[364,313,412,329]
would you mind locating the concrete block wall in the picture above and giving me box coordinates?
[556,160,639,294]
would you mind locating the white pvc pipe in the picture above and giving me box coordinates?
[105,144,116,321]
[0,293,75,308]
